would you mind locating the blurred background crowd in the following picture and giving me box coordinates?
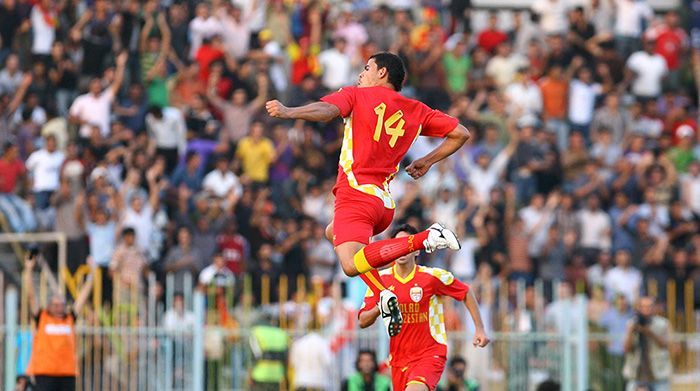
[1,0,700,389]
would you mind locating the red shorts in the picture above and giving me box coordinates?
[391,355,446,390]
[332,186,394,246]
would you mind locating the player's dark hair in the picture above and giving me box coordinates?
[391,224,419,237]
[369,52,406,92]
[355,349,378,372]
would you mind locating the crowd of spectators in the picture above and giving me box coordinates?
[1,0,700,364]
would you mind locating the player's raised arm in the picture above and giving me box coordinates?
[406,124,470,179]
[266,100,341,122]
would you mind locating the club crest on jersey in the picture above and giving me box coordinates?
[410,286,423,302]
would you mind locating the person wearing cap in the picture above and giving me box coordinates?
[625,37,668,100]
[668,125,697,172]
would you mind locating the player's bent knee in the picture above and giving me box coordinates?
[325,223,334,242]
[339,258,359,277]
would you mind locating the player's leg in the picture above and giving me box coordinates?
[350,222,461,274]
[392,365,409,391]
[325,220,334,242]
[404,356,446,391]
[336,240,403,336]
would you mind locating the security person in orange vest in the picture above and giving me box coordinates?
[23,252,94,391]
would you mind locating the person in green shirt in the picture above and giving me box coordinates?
[438,356,479,391]
[668,126,696,173]
[342,349,391,391]
[443,39,471,98]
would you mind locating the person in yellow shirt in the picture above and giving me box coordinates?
[235,121,276,184]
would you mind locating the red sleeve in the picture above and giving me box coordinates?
[320,87,356,118]
[421,108,459,138]
[429,268,470,301]
[357,287,379,319]
[16,161,26,175]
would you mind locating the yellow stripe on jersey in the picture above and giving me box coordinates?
[418,265,455,285]
[339,117,416,209]
[392,264,416,284]
[428,295,448,345]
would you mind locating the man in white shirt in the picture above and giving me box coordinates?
[30,0,56,56]
[531,0,570,35]
[198,253,235,288]
[460,132,517,202]
[568,67,601,137]
[505,67,542,116]
[318,37,353,91]
[69,52,128,139]
[603,249,642,304]
[626,38,668,99]
[289,331,332,390]
[215,2,250,59]
[614,0,653,58]
[25,135,64,209]
[485,42,528,89]
[146,106,187,173]
[577,195,612,262]
[0,54,23,95]
[202,156,242,199]
[681,161,700,216]
[188,3,222,59]
[519,194,556,259]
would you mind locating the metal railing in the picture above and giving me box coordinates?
[2,264,700,390]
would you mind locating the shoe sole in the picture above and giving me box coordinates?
[432,223,461,251]
[387,296,403,337]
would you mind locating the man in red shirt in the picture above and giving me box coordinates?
[646,11,688,88]
[0,143,36,232]
[477,12,508,54]
[266,52,470,336]
[358,224,489,391]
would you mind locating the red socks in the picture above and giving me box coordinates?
[353,231,429,296]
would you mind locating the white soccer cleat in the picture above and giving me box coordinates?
[423,223,461,253]
[379,290,403,337]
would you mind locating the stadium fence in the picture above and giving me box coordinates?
[1,264,699,390]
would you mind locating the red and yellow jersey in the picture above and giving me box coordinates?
[320,86,458,209]
[359,264,470,367]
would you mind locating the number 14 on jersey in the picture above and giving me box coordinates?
[373,102,406,147]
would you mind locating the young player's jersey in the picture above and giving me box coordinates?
[359,264,470,367]
[320,86,458,209]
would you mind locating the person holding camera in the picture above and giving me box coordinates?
[622,296,671,391]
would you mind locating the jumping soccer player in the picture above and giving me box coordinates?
[359,224,489,391]
[266,52,470,336]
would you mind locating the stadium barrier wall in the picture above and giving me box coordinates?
[2,265,700,390]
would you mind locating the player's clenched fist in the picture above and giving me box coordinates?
[406,158,431,179]
[473,329,490,348]
[266,100,289,119]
